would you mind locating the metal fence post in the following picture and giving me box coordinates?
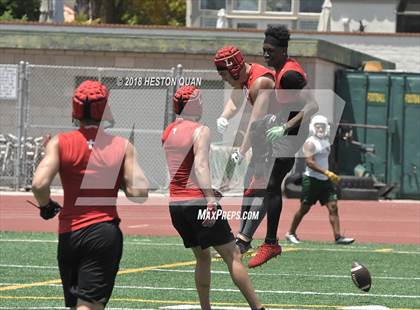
[163,63,183,129]
[21,62,31,189]
[15,61,26,190]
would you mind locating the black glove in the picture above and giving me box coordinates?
[39,200,62,220]
[212,188,223,200]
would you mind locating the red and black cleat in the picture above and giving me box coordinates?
[248,242,282,268]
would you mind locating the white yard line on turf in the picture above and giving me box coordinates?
[150,268,420,281]
[110,286,420,299]
[0,281,418,299]
[0,239,419,255]
[160,307,308,310]
[1,265,419,281]
[0,308,159,310]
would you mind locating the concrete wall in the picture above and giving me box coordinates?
[0,47,344,90]
[0,49,344,137]
[0,48,328,72]
[331,0,398,33]
[0,49,219,70]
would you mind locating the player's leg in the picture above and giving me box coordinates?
[237,196,266,246]
[237,159,266,253]
[321,182,355,244]
[238,159,256,240]
[76,220,123,310]
[191,246,212,310]
[235,126,267,254]
[58,233,79,310]
[326,200,340,239]
[197,209,262,308]
[170,200,213,306]
[325,200,355,244]
[286,203,311,243]
[264,157,295,243]
[195,200,264,309]
[286,175,317,243]
[244,118,271,197]
[76,300,103,310]
[213,241,263,310]
[248,157,294,268]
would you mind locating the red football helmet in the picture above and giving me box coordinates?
[214,45,245,80]
[173,85,202,117]
[72,80,114,124]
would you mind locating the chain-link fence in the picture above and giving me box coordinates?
[0,63,22,188]
[0,62,240,191]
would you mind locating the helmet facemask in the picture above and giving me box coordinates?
[309,115,330,139]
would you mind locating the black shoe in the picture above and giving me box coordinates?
[236,238,252,254]
[335,235,355,245]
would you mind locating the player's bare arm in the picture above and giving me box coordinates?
[239,75,275,155]
[303,139,339,183]
[32,135,60,206]
[220,97,238,120]
[193,126,216,203]
[225,87,248,117]
[122,142,149,202]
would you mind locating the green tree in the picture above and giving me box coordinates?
[74,0,186,25]
[121,0,186,26]
[0,0,41,21]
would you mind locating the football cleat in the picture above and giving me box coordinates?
[248,242,282,268]
[335,235,355,245]
[285,232,301,244]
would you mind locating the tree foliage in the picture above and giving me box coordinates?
[0,0,186,25]
[75,0,186,25]
[0,0,40,21]
[122,0,186,26]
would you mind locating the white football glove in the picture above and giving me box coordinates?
[216,117,229,134]
[230,150,244,165]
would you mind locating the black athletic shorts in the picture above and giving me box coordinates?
[169,198,235,249]
[57,220,123,307]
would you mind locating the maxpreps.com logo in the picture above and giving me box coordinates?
[197,209,260,221]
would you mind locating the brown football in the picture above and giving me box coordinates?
[351,261,372,292]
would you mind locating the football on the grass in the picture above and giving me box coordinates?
[351,261,372,292]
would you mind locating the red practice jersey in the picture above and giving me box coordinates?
[270,58,307,114]
[244,63,275,105]
[162,119,205,202]
[58,126,126,233]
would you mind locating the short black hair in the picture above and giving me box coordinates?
[264,25,290,42]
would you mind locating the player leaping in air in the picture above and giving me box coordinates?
[247,25,319,268]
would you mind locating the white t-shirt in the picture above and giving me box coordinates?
[304,136,330,181]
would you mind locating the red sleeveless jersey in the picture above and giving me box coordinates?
[162,119,205,202]
[58,126,126,233]
[270,58,307,114]
[244,63,275,103]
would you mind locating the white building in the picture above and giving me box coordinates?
[187,0,420,33]
[187,0,326,31]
